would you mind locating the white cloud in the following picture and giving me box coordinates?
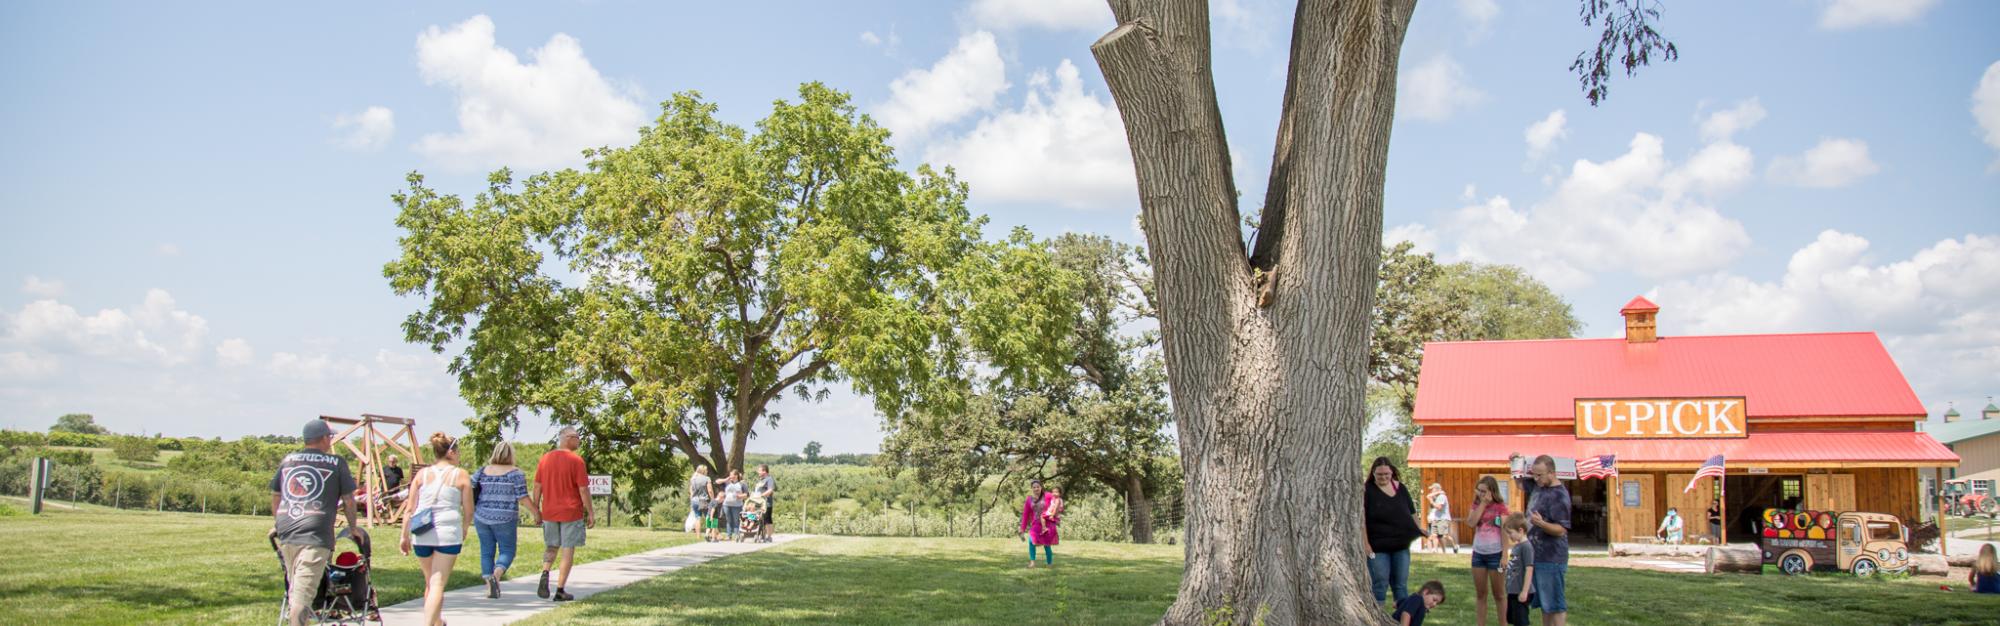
[1654,231,2000,412]
[1524,109,1568,161]
[925,59,1136,210]
[1974,60,2000,172]
[1818,0,1939,29]
[1211,0,1278,51]
[860,31,882,46]
[2,288,209,366]
[1424,133,1753,289]
[1666,140,1755,196]
[269,351,371,382]
[331,106,395,151]
[1385,223,1438,254]
[1768,138,1880,187]
[1457,0,1500,38]
[216,338,254,367]
[413,15,646,172]
[0,352,57,381]
[156,243,181,257]
[21,276,64,298]
[1400,54,1485,122]
[874,31,1008,141]
[969,0,1112,31]
[1697,98,1766,143]
[0,289,465,439]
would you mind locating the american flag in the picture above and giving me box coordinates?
[1576,454,1617,480]
[1683,454,1725,493]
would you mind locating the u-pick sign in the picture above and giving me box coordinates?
[1573,397,1748,439]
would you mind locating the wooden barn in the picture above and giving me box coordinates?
[1406,296,1958,547]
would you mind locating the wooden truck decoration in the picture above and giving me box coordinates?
[1757,509,1911,576]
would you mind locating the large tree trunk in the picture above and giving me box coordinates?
[1092,1,1414,624]
[1126,473,1155,544]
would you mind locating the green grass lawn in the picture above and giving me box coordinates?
[0,508,699,625]
[518,536,1182,626]
[526,539,1998,626]
[7,507,1999,625]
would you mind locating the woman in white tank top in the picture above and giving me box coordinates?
[401,433,471,626]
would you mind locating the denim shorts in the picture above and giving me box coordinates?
[1470,550,1503,570]
[412,544,462,558]
[1530,561,1568,613]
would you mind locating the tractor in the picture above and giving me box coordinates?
[1943,479,1999,518]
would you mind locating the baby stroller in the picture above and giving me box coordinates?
[271,528,381,625]
[740,497,764,538]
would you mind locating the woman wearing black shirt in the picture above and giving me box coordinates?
[1706,499,1722,543]
[1365,456,1424,607]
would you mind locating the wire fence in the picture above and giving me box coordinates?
[4,452,1197,545]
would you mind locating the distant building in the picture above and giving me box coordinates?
[1920,399,2000,498]
[1408,296,1958,547]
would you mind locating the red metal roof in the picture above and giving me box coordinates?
[1408,432,1959,466]
[1411,332,1926,423]
[1619,296,1659,313]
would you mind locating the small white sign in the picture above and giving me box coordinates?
[1747,467,1769,475]
[588,474,613,496]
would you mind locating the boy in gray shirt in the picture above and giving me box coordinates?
[1503,512,1535,626]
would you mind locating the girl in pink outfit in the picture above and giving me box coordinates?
[1019,480,1058,567]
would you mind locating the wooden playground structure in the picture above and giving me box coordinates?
[321,413,423,527]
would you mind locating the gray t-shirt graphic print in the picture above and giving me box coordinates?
[269,449,356,548]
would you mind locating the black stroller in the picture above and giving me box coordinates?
[271,528,381,625]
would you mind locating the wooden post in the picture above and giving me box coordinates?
[114,475,121,509]
[1936,466,1949,555]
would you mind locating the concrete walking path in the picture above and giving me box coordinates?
[377,534,808,626]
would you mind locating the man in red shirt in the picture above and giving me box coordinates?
[531,426,593,601]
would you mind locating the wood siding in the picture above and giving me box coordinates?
[1948,433,2000,478]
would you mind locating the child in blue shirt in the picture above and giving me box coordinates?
[1393,580,1446,626]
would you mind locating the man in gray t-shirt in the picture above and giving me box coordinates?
[755,464,776,542]
[268,419,361,626]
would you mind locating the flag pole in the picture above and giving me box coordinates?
[1719,471,1728,546]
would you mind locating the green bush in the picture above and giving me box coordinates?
[0,430,49,448]
[45,431,108,448]
[110,436,158,463]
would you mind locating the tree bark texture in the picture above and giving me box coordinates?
[1092,1,1415,624]
[1127,473,1156,544]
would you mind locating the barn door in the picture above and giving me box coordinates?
[1806,474,1831,510]
[1831,474,1856,512]
[1618,475,1654,543]
[1667,474,1706,540]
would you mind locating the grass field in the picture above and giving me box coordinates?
[6,507,2000,625]
[0,508,699,625]
[519,537,2000,626]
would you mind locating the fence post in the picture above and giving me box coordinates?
[114,476,121,509]
[30,457,47,515]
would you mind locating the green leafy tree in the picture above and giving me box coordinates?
[803,441,823,464]
[1369,243,1581,448]
[882,234,1175,543]
[386,84,1077,511]
[109,435,157,463]
[50,413,109,435]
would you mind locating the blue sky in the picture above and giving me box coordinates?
[2,0,1995,453]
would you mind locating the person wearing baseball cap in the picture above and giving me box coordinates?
[269,418,364,625]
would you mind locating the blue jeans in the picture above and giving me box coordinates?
[723,505,743,536]
[1368,549,1411,605]
[1531,561,1568,614]
[476,520,517,578]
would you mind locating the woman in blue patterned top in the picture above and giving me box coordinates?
[473,441,535,599]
